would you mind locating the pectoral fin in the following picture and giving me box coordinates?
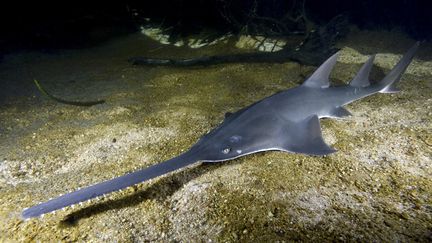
[279,115,336,156]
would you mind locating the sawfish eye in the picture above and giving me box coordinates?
[222,147,231,154]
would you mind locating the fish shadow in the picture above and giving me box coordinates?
[59,161,232,226]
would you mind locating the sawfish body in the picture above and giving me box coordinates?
[22,42,419,219]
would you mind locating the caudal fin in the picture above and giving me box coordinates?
[379,42,420,93]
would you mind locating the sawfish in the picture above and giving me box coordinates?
[22,42,419,219]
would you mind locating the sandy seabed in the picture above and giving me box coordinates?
[0,29,431,241]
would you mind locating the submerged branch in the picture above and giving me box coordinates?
[129,14,348,67]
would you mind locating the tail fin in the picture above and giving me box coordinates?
[379,42,420,93]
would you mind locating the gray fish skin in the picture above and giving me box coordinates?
[21,42,419,219]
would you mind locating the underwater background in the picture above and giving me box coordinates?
[0,0,431,241]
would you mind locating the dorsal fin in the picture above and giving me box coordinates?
[350,55,375,87]
[302,52,339,88]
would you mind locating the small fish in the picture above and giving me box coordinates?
[22,43,419,219]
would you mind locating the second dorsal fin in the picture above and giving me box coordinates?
[302,52,339,88]
[350,55,375,87]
